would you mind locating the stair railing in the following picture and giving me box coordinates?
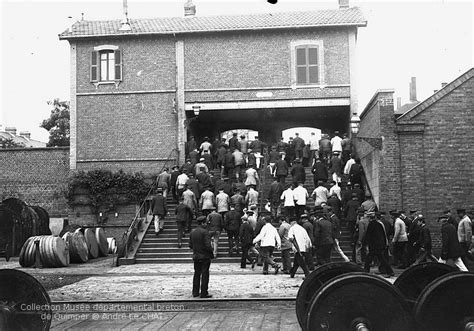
[117,148,179,265]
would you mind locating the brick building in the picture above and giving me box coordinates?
[59,1,366,172]
[356,68,474,230]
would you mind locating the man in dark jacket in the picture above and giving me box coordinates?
[328,152,343,183]
[267,178,284,217]
[175,200,193,248]
[207,209,223,259]
[150,188,167,235]
[189,216,214,298]
[186,174,202,202]
[170,165,180,203]
[224,206,242,256]
[311,158,328,187]
[344,194,361,236]
[292,133,305,160]
[275,154,289,185]
[290,158,306,185]
[411,216,438,265]
[313,215,334,265]
[239,215,256,268]
[301,214,315,270]
[362,213,394,277]
[440,216,468,271]
[223,149,235,181]
[228,132,240,152]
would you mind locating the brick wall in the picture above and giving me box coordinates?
[397,74,474,229]
[0,147,70,216]
[72,27,353,174]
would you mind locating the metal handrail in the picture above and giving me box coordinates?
[117,148,179,264]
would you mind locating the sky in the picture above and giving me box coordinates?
[0,0,472,142]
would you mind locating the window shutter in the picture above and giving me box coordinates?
[114,49,122,81]
[90,51,98,82]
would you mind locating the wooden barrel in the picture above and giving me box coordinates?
[107,237,117,254]
[19,236,38,267]
[84,228,99,259]
[39,236,69,268]
[62,230,88,263]
[95,228,108,257]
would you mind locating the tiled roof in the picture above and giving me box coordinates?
[397,68,474,122]
[59,7,366,40]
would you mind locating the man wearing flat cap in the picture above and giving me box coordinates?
[189,216,214,298]
[150,188,168,235]
[439,213,468,271]
[456,208,473,265]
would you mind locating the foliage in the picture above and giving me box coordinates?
[66,169,151,214]
[0,137,24,149]
[41,99,70,147]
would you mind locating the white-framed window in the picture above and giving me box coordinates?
[290,40,324,87]
[90,45,122,84]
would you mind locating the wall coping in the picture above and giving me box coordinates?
[0,146,70,152]
[359,89,395,119]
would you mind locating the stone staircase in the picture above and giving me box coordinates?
[135,166,354,264]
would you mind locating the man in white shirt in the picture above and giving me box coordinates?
[311,180,329,207]
[281,184,295,217]
[293,182,309,218]
[457,208,473,265]
[392,211,409,268]
[288,218,312,277]
[344,153,356,176]
[308,132,319,166]
[176,171,189,199]
[253,217,281,275]
[330,131,343,155]
[328,180,341,201]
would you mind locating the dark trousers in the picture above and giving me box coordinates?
[393,241,407,266]
[193,258,211,297]
[305,246,315,270]
[412,248,439,265]
[295,205,306,218]
[290,252,310,277]
[460,242,474,265]
[277,175,287,185]
[281,248,292,272]
[260,246,276,273]
[365,249,393,275]
[316,244,333,265]
[283,206,295,217]
[241,243,255,268]
[177,221,185,244]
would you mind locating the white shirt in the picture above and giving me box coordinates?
[288,223,312,253]
[329,184,341,201]
[253,223,281,248]
[309,136,319,151]
[200,141,212,153]
[331,136,343,152]
[281,188,295,207]
[344,158,356,175]
[312,186,329,206]
[293,186,309,206]
[393,218,408,242]
[176,173,189,189]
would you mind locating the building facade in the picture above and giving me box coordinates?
[60,4,366,173]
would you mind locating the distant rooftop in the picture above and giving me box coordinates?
[59,7,366,40]
[0,127,46,148]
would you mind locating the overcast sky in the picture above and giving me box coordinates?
[0,0,472,142]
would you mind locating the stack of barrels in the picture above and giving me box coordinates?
[19,227,113,268]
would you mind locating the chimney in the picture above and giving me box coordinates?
[184,0,196,17]
[409,77,417,102]
[5,127,17,136]
[441,82,448,88]
[339,0,350,9]
[397,97,402,110]
[20,131,31,139]
[119,0,131,31]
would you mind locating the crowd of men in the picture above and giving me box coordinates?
[150,131,472,296]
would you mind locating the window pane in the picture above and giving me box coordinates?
[297,67,307,84]
[100,58,108,81]
[308,47,318,65]
[100,53,107,61]
[309,66,319,84]
[296,48,307,65]
[108,57,115,80]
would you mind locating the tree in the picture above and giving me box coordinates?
[41,99,70,147]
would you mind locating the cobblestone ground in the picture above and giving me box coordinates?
[1,257,404,302]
